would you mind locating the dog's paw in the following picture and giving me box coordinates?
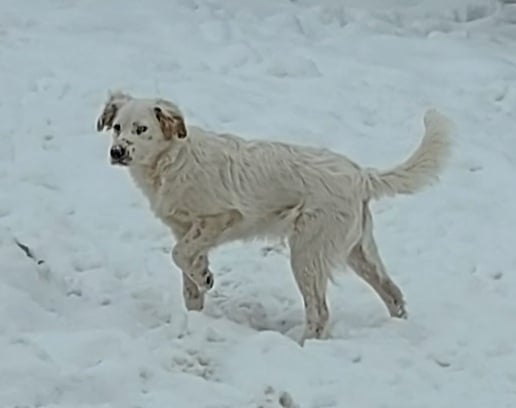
[390,300,408,319]
[184,292,205,311]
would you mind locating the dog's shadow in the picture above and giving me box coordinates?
[203,288,305,337]
[201,283,398,343]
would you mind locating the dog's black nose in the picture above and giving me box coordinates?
[110,145,125,160]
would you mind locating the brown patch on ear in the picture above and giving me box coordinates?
[96,91,131,132]
[96,103,117,132]
[154,106,187,140]
[174,114,187,139]
[154,107,173,140]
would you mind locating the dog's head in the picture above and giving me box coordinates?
[96,91,187,166]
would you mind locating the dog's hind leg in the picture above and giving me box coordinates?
[348,205,407,319]
[288,212,333,344]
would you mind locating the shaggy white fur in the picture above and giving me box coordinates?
[96,90,453,344]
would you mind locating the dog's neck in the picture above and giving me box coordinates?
[128,162,160,200]
[128,142,188,201]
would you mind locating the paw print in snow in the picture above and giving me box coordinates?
[167,348,215,380]
[254,386,299,408]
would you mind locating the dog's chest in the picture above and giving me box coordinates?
[153,196,194,237]
[129,168,159,202]
[129,166,194,228]
[128,166,176,219]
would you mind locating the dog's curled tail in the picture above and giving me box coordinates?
[361,109,453,200]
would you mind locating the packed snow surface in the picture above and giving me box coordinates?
[1,0,516,407]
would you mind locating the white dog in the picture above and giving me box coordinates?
[96,91,452,343]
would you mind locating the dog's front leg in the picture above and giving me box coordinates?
[182,272,206,311]
[167,220,209,311]
[172,212,240,309]
[172,222,216,295]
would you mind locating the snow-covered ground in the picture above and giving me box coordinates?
[1,0,516,406]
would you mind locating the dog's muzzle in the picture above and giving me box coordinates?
[110,145,130,165]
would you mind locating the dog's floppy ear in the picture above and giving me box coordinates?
[96,91,132,132]
[153,99,187,140]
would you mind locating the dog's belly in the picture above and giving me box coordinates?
[151,189,302,245]
[217,203,302,244]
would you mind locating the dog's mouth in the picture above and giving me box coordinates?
[110,156,132,166]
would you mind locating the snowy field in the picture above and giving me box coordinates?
[1,0,516,406]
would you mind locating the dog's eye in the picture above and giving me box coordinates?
[113,124,121,132]
[136,125,148,135]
